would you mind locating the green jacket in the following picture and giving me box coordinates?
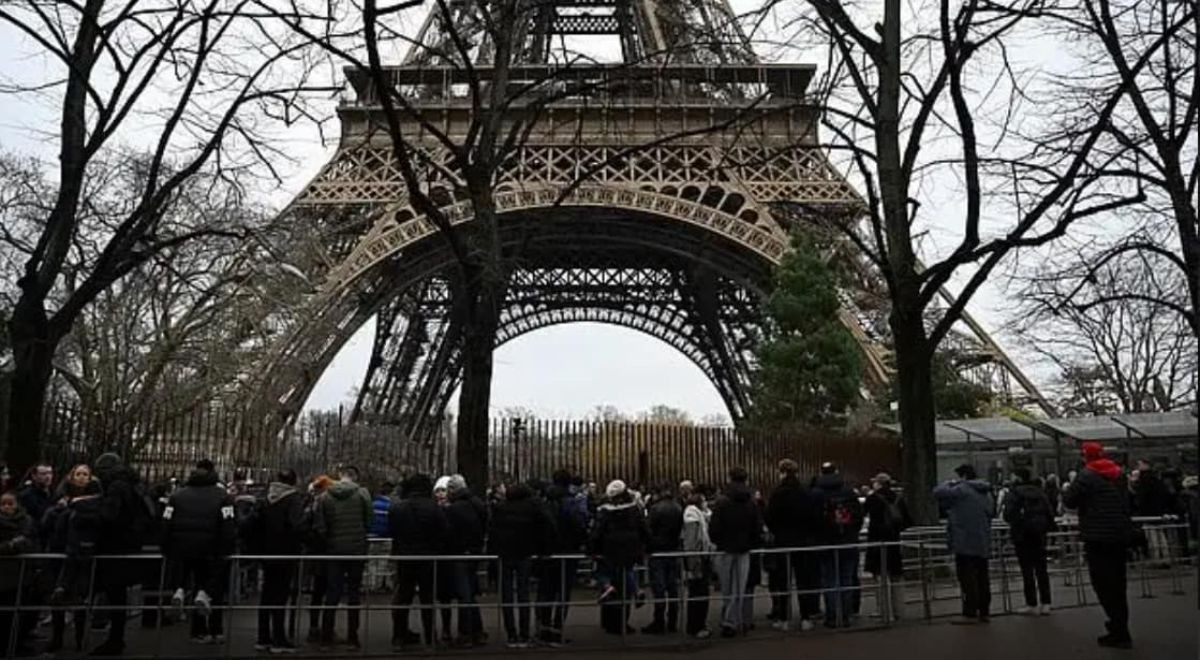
[315,480,372,555]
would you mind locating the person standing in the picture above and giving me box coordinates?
[681,489,714,639]
[389,473,450,649]
[765,459,820,630]
[589,480,647,637]
[536,470,587,647]
[1063,442,1135,649]
[708,468,762,638]
[812,462,864,628]
[17,464,53,530]
[254,469,307,653]
[444,474,488,647]
[489,482,554,647]
[933,464,995,625]
[90,452,150,656]
[0,491,37,656]
[161,461,237,644]
[863,473,910,622]
[1003,468,1054,616]
[643,484,683,635]
[314,466,371,650]
[302,475,332,642]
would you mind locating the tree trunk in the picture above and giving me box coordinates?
[891,314,938,524]
[3,300,57,476]
[454,269,503,492]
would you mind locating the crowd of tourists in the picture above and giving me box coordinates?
[0,444,1193,656]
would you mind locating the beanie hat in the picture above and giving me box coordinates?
[1081,442,1104,461]
[94,452,122,472]
[605,479,627,498]
[434,475,451,492]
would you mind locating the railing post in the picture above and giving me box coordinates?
[918,540,932,622]
[5,558,27,660]
[999,540,1011,614]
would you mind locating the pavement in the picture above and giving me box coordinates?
[45,569,1197,660]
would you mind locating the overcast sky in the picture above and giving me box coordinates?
[0,2,1057,422]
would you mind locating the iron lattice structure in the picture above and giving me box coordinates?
[233,0,1051,443]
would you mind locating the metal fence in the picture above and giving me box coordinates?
[32,403,899,487]
[0,518,1192,659]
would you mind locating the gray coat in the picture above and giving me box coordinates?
[933,479,994,558]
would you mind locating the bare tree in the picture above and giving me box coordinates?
[772,0,1148,520]
[1037,0,1198,339]
[0,0,327,473]
[1014,250,1197,414]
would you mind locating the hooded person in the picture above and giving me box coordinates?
[314,466,372,649]
[934,464,995,625]
[535,470,587,646]
[1063,442,1135,649]
[707,467,762,637]
[489,482,555,647]
[444,474,488,647]
[162,461,237,643]
[590,479,648,636]
[254,469,307,652]
[89,452,149,656]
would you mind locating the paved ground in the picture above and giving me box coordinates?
[52,569,1193,660]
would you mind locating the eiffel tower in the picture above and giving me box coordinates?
[239,0,1051,443]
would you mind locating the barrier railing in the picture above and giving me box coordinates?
[0,518,1192,658]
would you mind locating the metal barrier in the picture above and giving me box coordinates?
[0,518,1192,658]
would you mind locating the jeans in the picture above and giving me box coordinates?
[535,558,577,634]
[715,553,751,631]
[257,560,296,645]
[819,549,858,626]
[322,559,364,642]
[450,559,483,638]
[1085,542,1129,639]
[953,554,990,618]
[393,559,435,643]
[1014,537,1051,607]
[499,559,533,639]
[647,557,680,629]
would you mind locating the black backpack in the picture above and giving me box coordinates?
[1015,488,1053,536]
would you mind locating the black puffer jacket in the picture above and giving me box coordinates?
[259,482,307,556]
[488,486,554,561]
[1003,481,1054,543]
[0,508,36,591]
[388,494,449,555]
[646,497,683,553]
[94,463,145,554]
[766,475,819,547]
[445,490,487,555]
[163,469,236,559]
[1064,467,1134,545]
[709,483,763,553]
[591,494,649,566]
[316,480,372,555]
[545,485,589,553]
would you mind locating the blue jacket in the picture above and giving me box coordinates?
[371,495,392,537]
[933,479,994,557]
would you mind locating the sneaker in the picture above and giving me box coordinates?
[254,642,272,652]
[694,628,711,640]
[799,619,815,631]
[505,637,522,649]
[596,584,616,603]
[1016,605,1037,615]
[171,588,186,611]
[190,635,215,645]
[1039,604,1052,616]
[194,590,212,617]
[269,644,297,654]
[770,620,789,631]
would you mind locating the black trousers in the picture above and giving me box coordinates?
[257,560,296,645]
[322,560,364,642]
[392,560,435,643]
[684,575,710,635]
[953,554,990,618]
[1085,541,1130,639]
[176,558,226,638]
[1014,537,1051,606]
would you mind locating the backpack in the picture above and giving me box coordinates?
[237,496,267,553]
[827,491,859,531]
[876,495,905,536]
[1016,488,1052,536]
